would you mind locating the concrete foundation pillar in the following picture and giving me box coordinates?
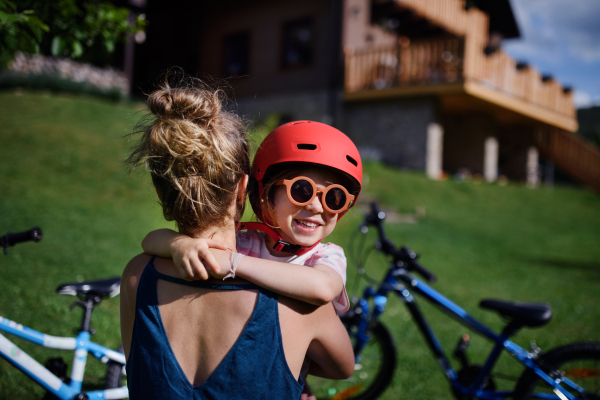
[526,147,540,188]
[426,122,444,180]
[484,136,498,182]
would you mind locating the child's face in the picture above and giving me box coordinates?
[271,168,345,248]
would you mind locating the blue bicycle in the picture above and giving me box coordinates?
[310,203,600,400]
[1,227,128,400]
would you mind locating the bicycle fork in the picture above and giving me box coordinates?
[352,287,389,361]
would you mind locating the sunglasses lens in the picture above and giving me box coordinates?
[325,187,347,211]
[290,179,314,204]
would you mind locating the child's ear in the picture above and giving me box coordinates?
[237,175,249,204]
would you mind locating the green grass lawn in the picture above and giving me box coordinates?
[1,91,599,399]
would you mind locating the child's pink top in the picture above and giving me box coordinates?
[236,229,350,313]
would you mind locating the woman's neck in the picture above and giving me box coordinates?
[184,220,237,250]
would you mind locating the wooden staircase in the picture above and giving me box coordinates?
[536,129,600,192]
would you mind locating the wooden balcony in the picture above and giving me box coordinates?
[345,38,464,91]
[343,39,577,132]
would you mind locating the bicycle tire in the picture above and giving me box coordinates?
[513,342,600,400]
[309,321,397,400]
[104,343,126,390]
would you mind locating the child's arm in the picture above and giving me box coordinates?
[234,255,344,306]
[142,229,228,280]
[199,247,344,305]
[143,229,345,306]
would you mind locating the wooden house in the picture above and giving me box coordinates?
[133,0,600,190]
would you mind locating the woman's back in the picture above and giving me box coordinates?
[121,254,350,399]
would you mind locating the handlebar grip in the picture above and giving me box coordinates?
[2,227,43,247]
[411,260,437,284]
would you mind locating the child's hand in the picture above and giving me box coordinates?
[170,237,229,280]
[203,248,238,280]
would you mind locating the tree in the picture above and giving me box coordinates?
[0,0,48,68]
[0,0,146,67]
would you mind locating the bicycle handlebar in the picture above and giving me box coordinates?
[1,227,43,255]
[363,203,437,283]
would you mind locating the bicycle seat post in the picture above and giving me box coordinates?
[74,296,100,334]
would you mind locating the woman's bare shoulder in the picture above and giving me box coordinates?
[122,253,152,293]
[278,295,337,324]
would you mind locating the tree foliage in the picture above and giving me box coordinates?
[0,0,48,68]
[0,0,146,67]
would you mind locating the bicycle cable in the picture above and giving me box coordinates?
[347,220,394,294]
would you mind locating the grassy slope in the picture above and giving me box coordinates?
[0,92,599,399]
[0,92,170,398]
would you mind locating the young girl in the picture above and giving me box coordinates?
[142,120,363,314]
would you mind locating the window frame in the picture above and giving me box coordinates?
[280,15,316,71]
[223,30,251,77]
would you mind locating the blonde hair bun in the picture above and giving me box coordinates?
[127,70,250,234]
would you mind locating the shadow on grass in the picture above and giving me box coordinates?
[526,257,600,276]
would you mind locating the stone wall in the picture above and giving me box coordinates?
[340,97,438,170]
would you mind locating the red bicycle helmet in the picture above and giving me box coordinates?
[253,120,362,201]
[240,121,363,256]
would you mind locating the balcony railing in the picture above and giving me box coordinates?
[472,50,575,118]
[344,38,464,92]
[344,39,575,119]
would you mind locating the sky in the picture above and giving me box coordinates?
[503,0,600,109]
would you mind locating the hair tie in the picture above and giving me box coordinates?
[223,251,244,280]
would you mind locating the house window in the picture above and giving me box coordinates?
[281,17,314,69]
[224,32,249,76]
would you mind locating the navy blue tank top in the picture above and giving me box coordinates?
[126,257,304,399]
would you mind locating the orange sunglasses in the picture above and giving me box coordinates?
[275,176,355,214]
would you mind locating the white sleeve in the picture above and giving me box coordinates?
[305,243,350,313]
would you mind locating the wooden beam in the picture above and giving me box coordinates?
[344,83,464,101]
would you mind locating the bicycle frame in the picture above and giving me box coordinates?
[0,315,128,399]
[353,262,586,400]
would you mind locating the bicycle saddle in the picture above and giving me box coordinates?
[479,299,552,328]
[56,277,121,298]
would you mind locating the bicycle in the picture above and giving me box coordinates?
[309,202,600,400]
[1,227,128,400]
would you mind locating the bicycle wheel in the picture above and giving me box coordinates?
[309,322,397,400]
[105,343,126,390]
[513,342,600,400]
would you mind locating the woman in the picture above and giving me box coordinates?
[120,75,354,399]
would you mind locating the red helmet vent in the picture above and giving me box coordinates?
[297,143,317,150]
[346,155,358,167]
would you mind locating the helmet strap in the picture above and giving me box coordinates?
[258,179,264,198]
[236,221,321,256]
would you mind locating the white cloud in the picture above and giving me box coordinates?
[573,90,600,109]
[507,0,600,63]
